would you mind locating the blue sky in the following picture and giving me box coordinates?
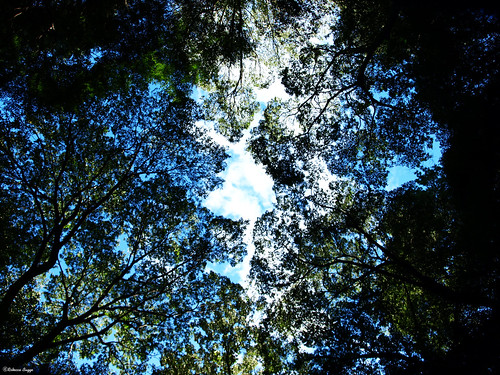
[387,137,442,190]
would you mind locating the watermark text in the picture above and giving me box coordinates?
[2,367,34,373]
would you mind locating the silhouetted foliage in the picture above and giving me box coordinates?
[0,0,256,372]
[249,0,499,373]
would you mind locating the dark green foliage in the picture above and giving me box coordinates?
[0,83,248,371]
[248,0,500,373]
[154,272,259,375]
[0,1,258,372]
[0,0,259,109]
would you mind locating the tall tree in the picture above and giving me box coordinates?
[0,0,258,108]
[248,0,499,373]
[0,83,248,371]
[155,272,261,375]
[0,0,263,372]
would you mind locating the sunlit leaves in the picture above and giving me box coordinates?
[156,272,258,375]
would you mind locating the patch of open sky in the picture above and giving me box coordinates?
[198,80,291,284]
[198,75,445,286]
[202,116,275,284]
[386,135,442,190]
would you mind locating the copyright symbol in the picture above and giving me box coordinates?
[2,367,6,372]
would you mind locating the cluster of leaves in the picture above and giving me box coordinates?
[0,0,265,107]
[0,79,253,370]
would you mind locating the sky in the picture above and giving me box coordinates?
[201,80,290,284]
[202,121,275,285]
[386,137,442,190]
[202,79,290,221]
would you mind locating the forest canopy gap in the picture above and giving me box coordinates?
[0,0,498,374]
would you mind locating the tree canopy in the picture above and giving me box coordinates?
[1,0,498,374]
[248,0,499,373]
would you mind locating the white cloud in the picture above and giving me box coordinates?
[204,137,275,221]
[255,79,290,103]
[203,102,276,222]
[202,79,290,285]
[202,113,275,284]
